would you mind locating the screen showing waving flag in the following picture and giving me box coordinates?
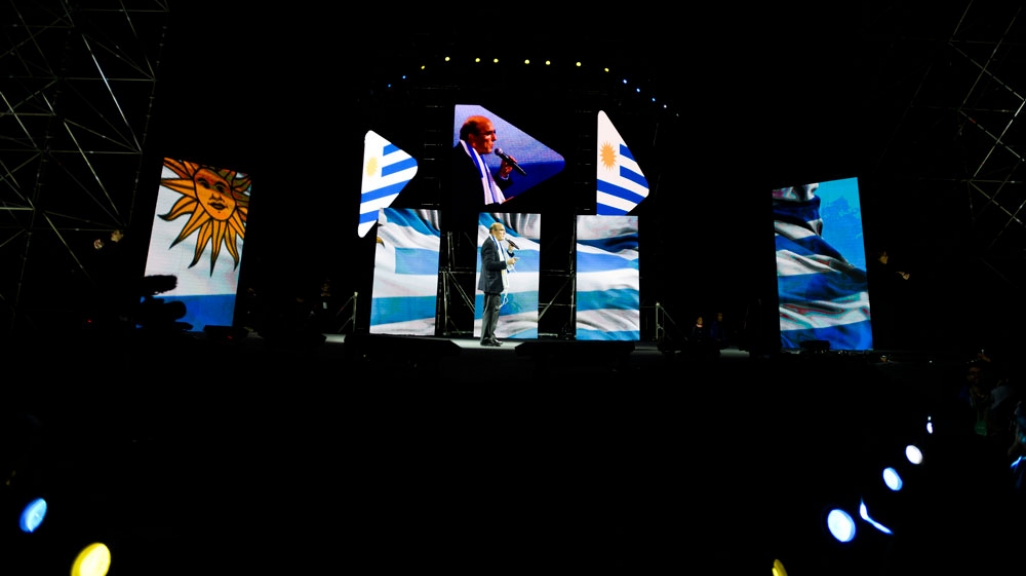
[596,111,649,215]
[774,177,872,351]
[369,208,441,335]
[575,215,640,340]
[359,131,418,238]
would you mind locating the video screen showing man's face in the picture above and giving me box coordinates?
[450,104,565,210]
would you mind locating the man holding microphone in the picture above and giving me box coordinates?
[478,222,517,346]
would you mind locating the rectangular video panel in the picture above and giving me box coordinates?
[574,215,640,341]
[369,208,441,335]
[447,104,566,219]
[142,158,251,332]
[474,213,541,340]
[774,177,872,350]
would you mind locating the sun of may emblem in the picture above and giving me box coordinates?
[599,142,617,170]
[159,158,251,274]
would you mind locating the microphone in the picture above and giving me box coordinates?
[495,148,527,176]
[506,239,519,250]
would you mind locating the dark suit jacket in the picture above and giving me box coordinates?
[449,143,513,229]
[478,235,509,294]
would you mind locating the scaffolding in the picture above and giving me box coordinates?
[0,0,169,336]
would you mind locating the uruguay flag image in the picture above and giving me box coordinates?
[369,208,441,335]
[359,131,418,238]
[774,181,872,351]
[596,111,649,215]
[575,215,640,341]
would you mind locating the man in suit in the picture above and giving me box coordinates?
[448,116,516,234]
[478,222,517,346]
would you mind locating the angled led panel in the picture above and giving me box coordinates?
[596,110,650,215]
[358,130,417,238]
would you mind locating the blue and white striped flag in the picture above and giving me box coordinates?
[596,111,649,215]
[369,208,441,335]
[774,183,872,350]
[359,131,417,238]
[575,215,640,341]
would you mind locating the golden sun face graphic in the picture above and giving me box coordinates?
[159,158,251,274]
[599,142,617,170]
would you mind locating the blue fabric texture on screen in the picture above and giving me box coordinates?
[774,183,872,351]
[575,215,641,341]
[369,208,441,335]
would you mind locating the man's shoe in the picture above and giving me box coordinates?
[489,337,503,347]
[481,339,497,347]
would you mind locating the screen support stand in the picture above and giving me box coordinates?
[439,231,476,337]
[336,292,358,334]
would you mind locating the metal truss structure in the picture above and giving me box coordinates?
[865,3,1026,295]
[0,0,168,336]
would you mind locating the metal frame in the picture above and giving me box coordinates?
[0,0,169,335]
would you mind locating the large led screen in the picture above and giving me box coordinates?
[574,215,640,341]
[369,208,441,335]
[450,104,564,213]
[142,158,251,332]
[474,213,540,340]
[774,177,872,351]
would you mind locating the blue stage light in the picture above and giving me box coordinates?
[883,467,903,491]
[859,499,893,535]
[19,497,47,533]
[826,508,856,543]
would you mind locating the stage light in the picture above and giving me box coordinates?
[444,56,450,62]
[71,543,111,576]
[545,60,551,65]
[603,67,609,72]
[524,59,530,65]
[826,509,856,543]
[635,87,640,93]
[475,57,481,63]
[651,97,656,102]
[420,65,425,70]
[19,497,47,533]
[859,499,893,535]
[883,467,903,491]
[622,78,627,84]
[905,444,923,465]
[772,558,789,576]
[926,415,933,434]
[575,61,581,67]
[493,58,499,63]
